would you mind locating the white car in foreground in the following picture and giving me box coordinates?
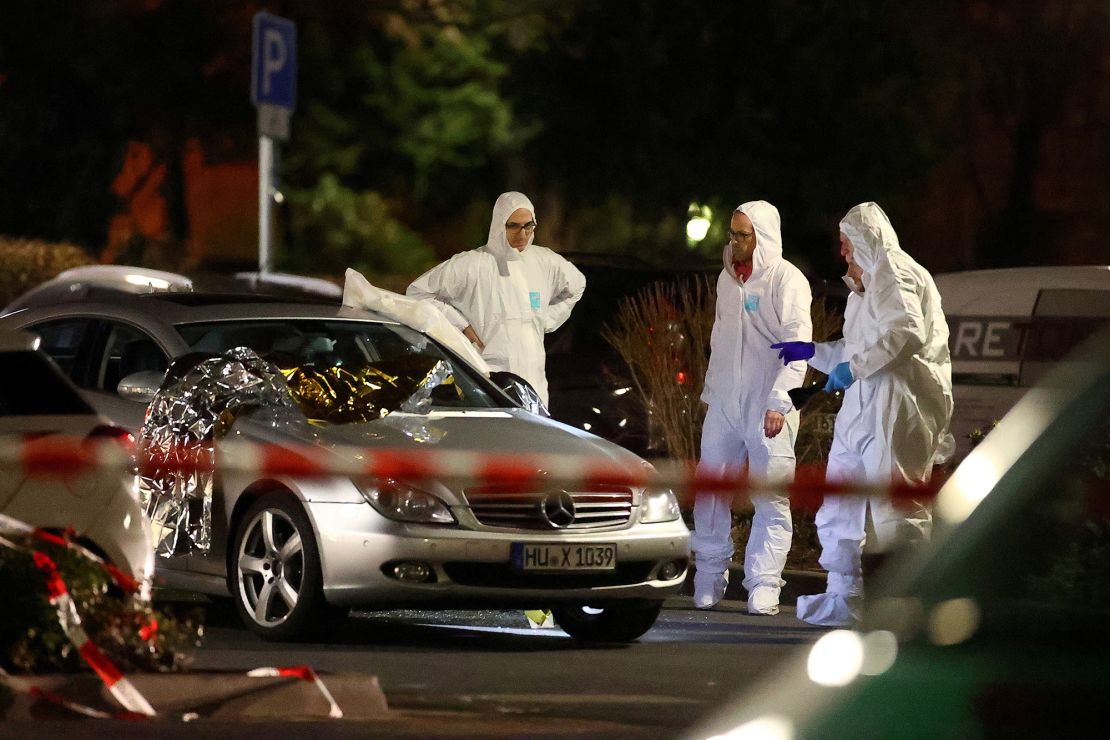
[0,330,153,592]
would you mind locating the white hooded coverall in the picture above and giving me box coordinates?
[796,202,954,627]
[406,192,586,406]
[693,200,812,613]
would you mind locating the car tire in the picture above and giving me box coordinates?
[552,600,664,643]
[231,492,340,641]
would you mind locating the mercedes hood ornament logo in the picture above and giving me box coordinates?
[542,491,576,528]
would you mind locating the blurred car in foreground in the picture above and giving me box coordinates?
[694,326,1110,738]
[0,330,154,591]
[0,294,689,642]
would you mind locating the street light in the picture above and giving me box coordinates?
[686,202,713,246]
[686,215,710,241]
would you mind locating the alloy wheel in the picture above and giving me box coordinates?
[237,508,306,627]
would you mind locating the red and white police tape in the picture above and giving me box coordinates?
[0,520,156,717]
[0,513,141,595]
[0,664,346,721]
[0,434,945,510]
[0,666,148,720]
[247,665,344,718]
[0,431,939,720]
[1,512,345,721]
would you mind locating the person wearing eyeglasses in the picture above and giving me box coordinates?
[692,200,812,615]
[406,191,585,406]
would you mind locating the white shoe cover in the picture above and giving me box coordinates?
[796,592,860,627]
[747,584,780,616]
[694,570,729,610]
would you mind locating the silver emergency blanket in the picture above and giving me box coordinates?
[489,370,550,417]
[139,348,298,558]
[139,347,451,558]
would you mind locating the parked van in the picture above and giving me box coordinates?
[934,265,1110,459]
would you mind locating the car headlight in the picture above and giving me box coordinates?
[356,478,456,524]
[640,487,681,523]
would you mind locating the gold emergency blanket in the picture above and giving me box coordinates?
[280,355,453,424]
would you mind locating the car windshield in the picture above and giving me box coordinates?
[174,319,501,414]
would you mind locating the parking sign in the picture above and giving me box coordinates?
[251,12,296,110]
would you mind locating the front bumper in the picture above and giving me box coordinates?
[308,501,690,608]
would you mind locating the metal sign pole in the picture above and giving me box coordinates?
[258,134,274,275]
[251,11,295,279]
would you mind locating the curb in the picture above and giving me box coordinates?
[1,672,389,722]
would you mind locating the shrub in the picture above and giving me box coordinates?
[602,275,715,462]
[0,537,202,674]
[791,295,846,467]
[0,237,94,308]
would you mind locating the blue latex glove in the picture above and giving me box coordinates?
[823,362,854,391]
[770,341,815,365]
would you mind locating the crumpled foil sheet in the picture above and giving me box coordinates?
[490,371,550,417]
[139,347,452,558]
[139,347,297,558]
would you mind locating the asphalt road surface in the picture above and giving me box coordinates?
[0,593,831,738]
[177,595,829,736]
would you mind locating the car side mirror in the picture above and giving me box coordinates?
[489,371,550,417]
[117,370,165,403]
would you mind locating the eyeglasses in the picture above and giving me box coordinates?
[728,229,754,242]
[506,221,537,235]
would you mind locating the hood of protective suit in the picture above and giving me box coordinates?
[839,202,901,275]
[485,191,536,277]
[722,200,783,284]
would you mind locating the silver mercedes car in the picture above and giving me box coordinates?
[0,292,689,642]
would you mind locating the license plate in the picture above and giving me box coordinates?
[511,543,617,572]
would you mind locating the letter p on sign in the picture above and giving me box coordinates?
[262,30,287,96]
[251,12,297,110]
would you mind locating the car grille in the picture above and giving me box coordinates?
[463,484,635,530]
[442,561,656,589]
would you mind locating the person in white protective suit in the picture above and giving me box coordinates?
[692,200,813,615]
[772,202,953,627]
[406,191,586,407]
